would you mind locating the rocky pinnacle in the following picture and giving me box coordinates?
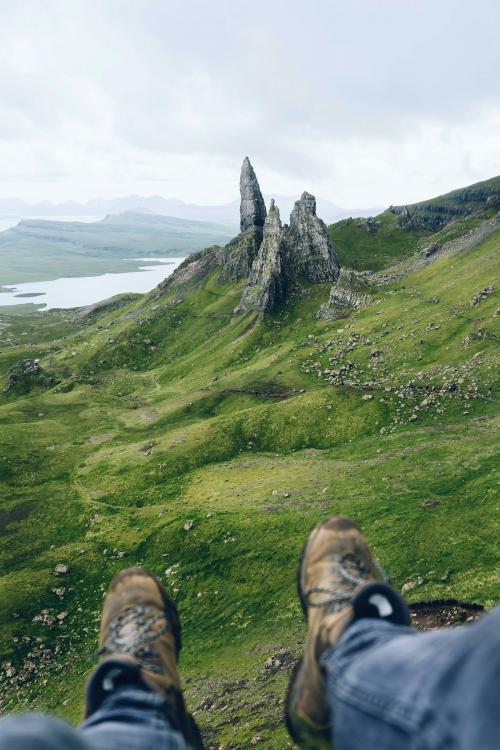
[286,191,340,282]
[240,157,267,232]
[237,199,284,313]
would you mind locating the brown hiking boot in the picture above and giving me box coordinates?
[286,516,408,749]
[86,567,202,748]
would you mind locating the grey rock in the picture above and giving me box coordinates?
[155,245,221,297]
[388,180,500,232]
[240,157,266,232]
[236,200,285,313]
[237,191,341,313]
[217,227,263,282]
[284,192,340,283]
[470,285,495,306]
[317,268,372,320]
[4,359,59,394]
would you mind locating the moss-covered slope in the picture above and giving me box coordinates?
[0,205,498,748]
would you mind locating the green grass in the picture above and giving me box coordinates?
[0,221,498,747]
[328,211,428,270]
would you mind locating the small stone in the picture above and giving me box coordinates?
[54,564,69,575]
[183,521,194,531]
[423,499,440,509]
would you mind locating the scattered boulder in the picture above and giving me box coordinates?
[423,499,440,509]
[54,564,69,576]
[470,286,495,306]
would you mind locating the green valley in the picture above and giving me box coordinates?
[0,163,498,748]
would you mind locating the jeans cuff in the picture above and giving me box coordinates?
[85,658,153,718]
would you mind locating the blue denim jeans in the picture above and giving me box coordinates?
[0,608,499,750]
[0,660,188,750]
[322,605,500,749]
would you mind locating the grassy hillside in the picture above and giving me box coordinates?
[329,174,500,271]
[0,213,498,747]
[0,212,234,285]
[328,211,426,270]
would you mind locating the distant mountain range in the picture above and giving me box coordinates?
[0,195,381,226]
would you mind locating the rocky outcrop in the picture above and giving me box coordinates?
[375,212,500,285]
[217,227,263,283]
[156,159,341,314]
[317,269,372,320]
[4,359,59,394]
[155,245,221,296]
[240,157,267,232]
[284,192,340,283]
[389,203,469,232]
[236,191,341,313]
[388,177,500,232]
[74,293,141,320]
[236,200,284,313]
[215,158,268,283]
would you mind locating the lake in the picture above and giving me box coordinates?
[0,258,185,311]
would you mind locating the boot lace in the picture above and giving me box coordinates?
[304,554,388,613]
[95,605,168,673]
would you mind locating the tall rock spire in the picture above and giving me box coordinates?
[240,157,267,232]
[236,199,284,313]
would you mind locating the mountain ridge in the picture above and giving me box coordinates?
[0,194,381,227]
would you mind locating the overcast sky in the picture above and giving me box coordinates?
[1,0,500,208]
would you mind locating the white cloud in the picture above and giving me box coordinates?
[0,0,499,207]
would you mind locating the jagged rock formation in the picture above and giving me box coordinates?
[317,269,372,320]
[284,192,340,283]
[217,227,263,282]
[237,192,340,312]
[4,359,59,394]
[216,157,267,283]
[236,200,284,313]
[157,159,340,313]
[240,156,267,232]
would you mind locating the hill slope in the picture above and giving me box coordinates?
[329,174,500,271]
[0,169,498,748]
[0,212,234,286]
